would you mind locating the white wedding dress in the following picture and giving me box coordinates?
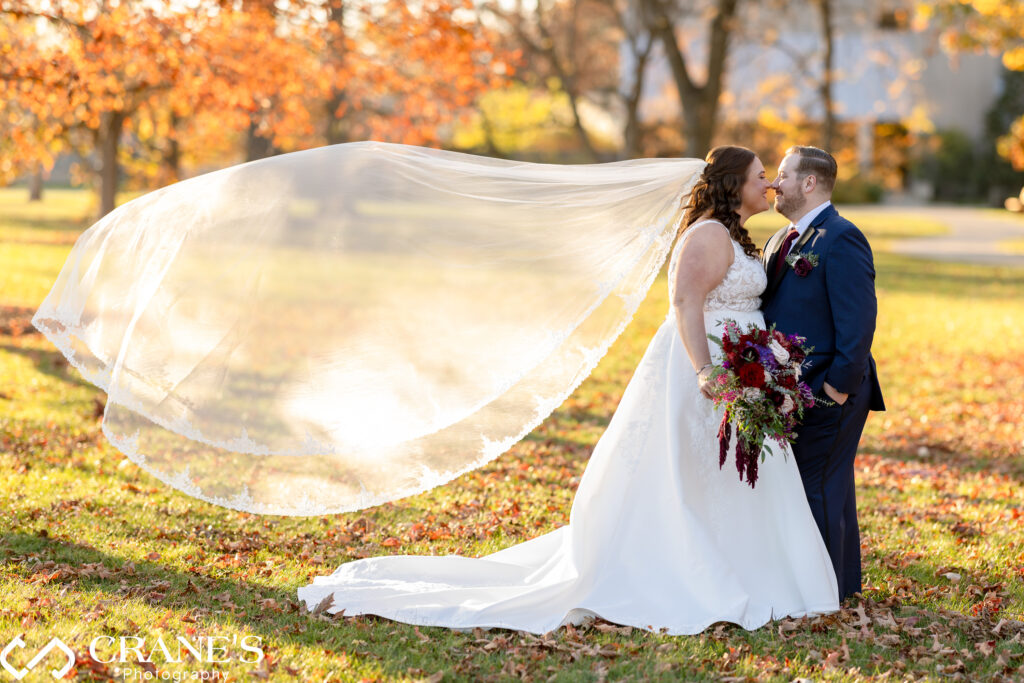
[297,220,839,634]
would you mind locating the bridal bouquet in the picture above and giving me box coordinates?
[706,320,818,488]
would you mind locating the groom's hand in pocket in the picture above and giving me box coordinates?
[823,381,848,405]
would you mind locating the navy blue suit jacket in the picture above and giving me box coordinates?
[760,205,884,411]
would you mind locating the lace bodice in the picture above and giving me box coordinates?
[668,220,767,313]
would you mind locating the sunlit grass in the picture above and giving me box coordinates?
[1000,238,1024,254]
[744,206,951,255]
[982,207,1024,223]
[2,189,1023,681]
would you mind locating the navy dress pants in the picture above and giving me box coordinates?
[792,374,873,601]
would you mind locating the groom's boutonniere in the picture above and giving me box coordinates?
[785,251,819,278]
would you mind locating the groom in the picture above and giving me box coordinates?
[761,146,885,601]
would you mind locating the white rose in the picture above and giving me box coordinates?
[769,339,790,365]
[781,396,795,414]
[742,387,763,402]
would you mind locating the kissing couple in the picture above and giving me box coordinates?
[297,144,886,634]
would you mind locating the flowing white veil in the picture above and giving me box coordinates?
[33,141,705,515]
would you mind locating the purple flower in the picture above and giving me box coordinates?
[757,345,778,370]
[793,257,813,277]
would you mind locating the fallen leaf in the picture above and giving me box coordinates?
[311,594,335,616]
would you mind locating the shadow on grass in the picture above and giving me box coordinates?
[3,216,90,233]
[0,306,38,336]
[0,342,95,390]
[0,530,458,677]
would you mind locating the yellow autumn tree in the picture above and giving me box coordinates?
[917,0,1024,168]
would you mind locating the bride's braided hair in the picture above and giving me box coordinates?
[678,145,760,258]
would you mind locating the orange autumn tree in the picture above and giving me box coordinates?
[1,2,207,216]
[322,0,515,147]
[84,4,326,190]
[0,12,60,184]
[129,4,328,180]
[1,0,509,216]
[0,1,325,217]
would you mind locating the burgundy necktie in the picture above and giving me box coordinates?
[774,227,799,277]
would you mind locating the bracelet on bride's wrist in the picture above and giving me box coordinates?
[697,363,713,377]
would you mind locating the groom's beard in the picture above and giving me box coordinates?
[774,192,806,221]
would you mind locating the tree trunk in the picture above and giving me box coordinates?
[623,39,652,158]
[97,110,126,218]
[28,165,44,201]
[643,0,738,157]
[564,85,601,162]
[534,4,601,162]
[325,95,348,146]
[683,102,710,159]
[325,0,348,146]
[817,0,836,150]
[243,0,279,160]
[607,0,653,158]
[246,120,274,162]
[163,111,181,184]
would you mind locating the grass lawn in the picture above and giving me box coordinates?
[1,188,1023,681]
[983,208,1024,223]
[1000,239,1024,255]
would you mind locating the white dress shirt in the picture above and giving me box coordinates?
[789,200,832,237]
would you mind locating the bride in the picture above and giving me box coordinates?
[32,139,837,635]
[296,146,839,634]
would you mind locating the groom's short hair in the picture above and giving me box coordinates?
[786,146,837,193]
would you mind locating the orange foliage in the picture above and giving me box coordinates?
[327,0,515,147]
[0,0,510,200]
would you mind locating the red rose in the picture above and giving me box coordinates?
[793,257,813,277]
[737,363,766,389]
[779,373,798,390]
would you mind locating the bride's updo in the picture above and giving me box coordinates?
[679,145,760,258]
